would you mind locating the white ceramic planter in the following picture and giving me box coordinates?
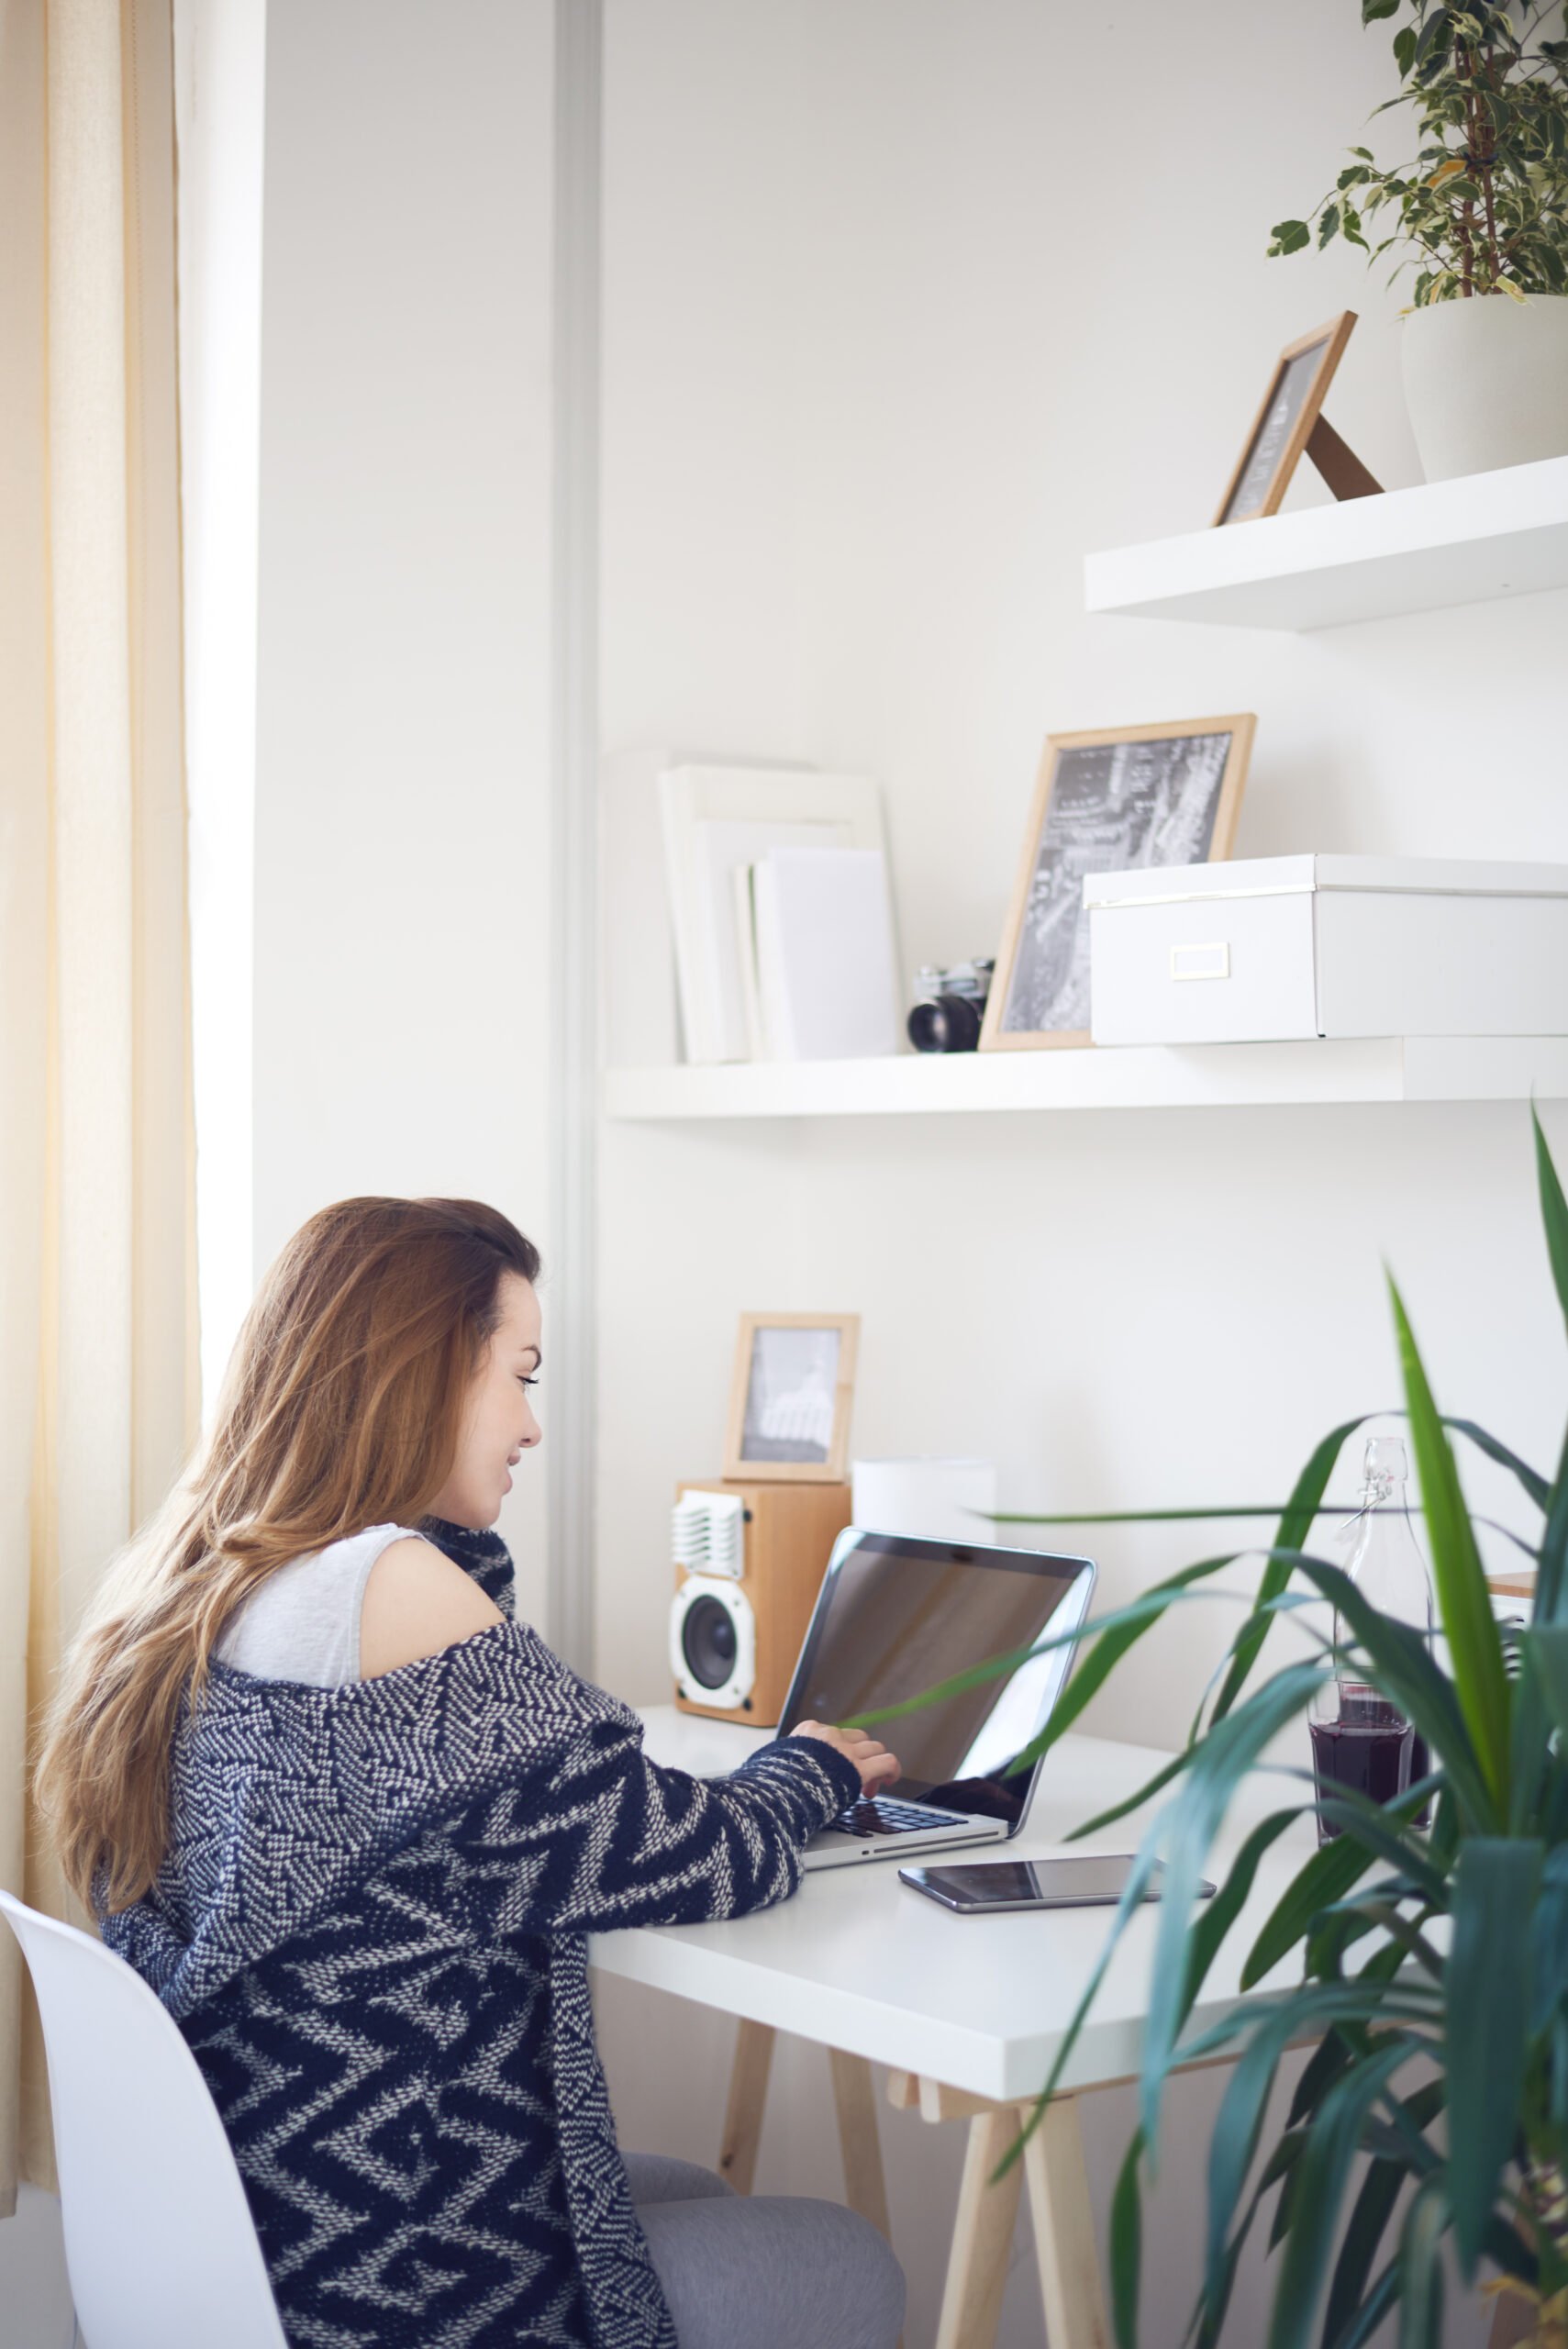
[1401,291,1568,481]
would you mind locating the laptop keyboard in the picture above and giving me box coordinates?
[826,1798,970,1838]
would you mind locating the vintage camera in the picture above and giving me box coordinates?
[906,957,995,1053]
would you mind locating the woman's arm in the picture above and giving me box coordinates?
[449,1709,868,1939]
[355,1535,888,1939]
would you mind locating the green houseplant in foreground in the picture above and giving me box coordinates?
[862,1109,1568,2348]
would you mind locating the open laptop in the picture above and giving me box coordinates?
[780,1527,1096,1870]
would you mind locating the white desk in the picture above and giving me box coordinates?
[588,1709,1313,2349]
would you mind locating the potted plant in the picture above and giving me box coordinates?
[1268,2,1568,482]
[863,1109,1568,2346]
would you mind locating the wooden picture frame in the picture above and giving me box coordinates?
[979,715,1254,1052]
[1214,312,1362,526]
[722,1311,860,1484]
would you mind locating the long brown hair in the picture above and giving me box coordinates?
[34,1197,541,1917]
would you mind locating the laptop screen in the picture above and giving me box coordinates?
[779,1531,1095,1822]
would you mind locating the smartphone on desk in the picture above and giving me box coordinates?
[899,1855,1216,1913]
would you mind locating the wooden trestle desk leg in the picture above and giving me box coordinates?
[888,2072,1110,2349]
[828,2047,895,2242]
[718,2025,896,2242]
[718,2019,776,2194]
[1024,2097,1111,2349]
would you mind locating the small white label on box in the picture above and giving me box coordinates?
[1170,942,1230,983]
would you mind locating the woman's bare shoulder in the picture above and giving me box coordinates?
[359,1535,504,1679]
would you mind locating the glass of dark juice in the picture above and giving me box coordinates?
[1308,1679,1414,1847]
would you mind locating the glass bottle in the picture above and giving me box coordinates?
[1310,1435,1435,1842]
[1346,1436,1435,1789]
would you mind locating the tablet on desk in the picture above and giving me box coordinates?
[899,1855,1217,1913]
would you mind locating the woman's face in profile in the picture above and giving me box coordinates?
[428,1273,543,1529]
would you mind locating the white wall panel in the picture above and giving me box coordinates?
[252,0,556,1619]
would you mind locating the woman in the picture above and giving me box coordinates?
[35,1197,906,2349]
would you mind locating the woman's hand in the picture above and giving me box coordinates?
[790,1720,900,1798]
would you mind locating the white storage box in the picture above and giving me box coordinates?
[1085,855,1568,1046]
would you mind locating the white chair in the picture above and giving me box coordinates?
[0,1888,288,2349]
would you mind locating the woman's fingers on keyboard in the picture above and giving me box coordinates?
[843,1733,899,1792]
[791,1721,900,1790]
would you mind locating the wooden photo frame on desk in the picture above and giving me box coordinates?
[980,715,1254,1052]
[722,1311,859,1483]
[1215,311,1381,524]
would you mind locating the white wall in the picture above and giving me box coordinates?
[592,3,1566,2341]
[174,0,265,1424]
[594,0,1568,1723]
[250,0,559,1618]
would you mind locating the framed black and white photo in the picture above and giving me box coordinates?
[979,715,1254,1052]
[722,1311,859,1483]
[1215,313,1357,525]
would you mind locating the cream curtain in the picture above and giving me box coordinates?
[0,0,198,2209]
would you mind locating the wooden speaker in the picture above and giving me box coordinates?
[670,1477,852,1725]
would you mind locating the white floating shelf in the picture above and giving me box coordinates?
[1084,454,1568,631]
[605,1037,1568,1120]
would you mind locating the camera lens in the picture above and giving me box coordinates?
[907,994,983,1053]
[682,1595,738,1689]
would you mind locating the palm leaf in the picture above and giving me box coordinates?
[1534,1420,1568,1623]
[1287,1552,1494,1826]
[1141,1664,1328,2151]
[1390,1276,1513,1812]
[1447,1416,1551,1514]
[1303,1784,1448,1908]
[1307,1895,1445,1989]
[1509,1632,1553,1836]
[1010,1823,1173,2147]
[1211,1418,1373,1723]
[985,1408,1548,1526]
[1192,2127,1305,2349]
[1396,2175,1449,2349]
[1265,2041,1418,2349]
[1535,1104,1568,1331]
[1067,1747,1194,1842]
[1529,1843,1568,2035]
[1202,1995,1434,2321]
[1180,1985,1442,2074]
[1330,2257,1398,2349]
[1178,1808,1301,2019]
[1445,1836,1544,2276]
[1243,1799,1418,1991]
[844,1572,1242,1742]
[1109,2127,1144,2349]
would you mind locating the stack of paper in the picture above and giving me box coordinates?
[658,765,901,1063]
[686,817,851,1060]
[742,847,900,1061]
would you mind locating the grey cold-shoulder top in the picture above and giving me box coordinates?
[212,1520,423,1686]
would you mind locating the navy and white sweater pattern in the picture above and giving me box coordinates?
[99,1520,862,2349]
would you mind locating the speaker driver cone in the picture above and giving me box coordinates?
[681,1594,739,1690]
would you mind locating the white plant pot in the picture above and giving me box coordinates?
[1401,291,1568,482]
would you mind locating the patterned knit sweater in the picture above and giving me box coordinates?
[99,1520,862,2349]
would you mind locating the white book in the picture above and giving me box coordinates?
[657,766,891,1063]
[751,847,901,1062]
[732,863,768,1061]
[687,818,849,1061]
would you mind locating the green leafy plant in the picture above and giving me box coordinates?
[1268,3,1568,304]
[857,1108,1568,2347]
